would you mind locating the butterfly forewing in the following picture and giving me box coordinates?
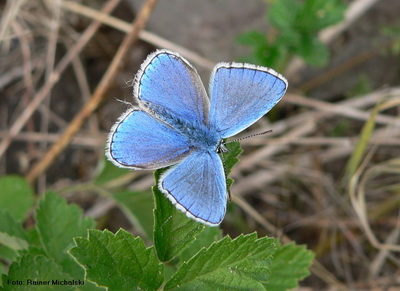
[209,63,287,138]
[135,50,210,126]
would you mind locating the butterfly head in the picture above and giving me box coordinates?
[216,140,229,154]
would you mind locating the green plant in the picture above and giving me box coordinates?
[237,0,347,70]
[0,143,314,290]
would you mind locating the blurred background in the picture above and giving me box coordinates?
[1,0,400,289]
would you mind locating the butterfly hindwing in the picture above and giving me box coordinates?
[159,150,227,226]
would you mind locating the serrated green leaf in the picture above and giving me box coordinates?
[0,209,28,241]
[113,190,154,242]
[223,141,243,176]
[26,228,42,250]
[179,227,223,263]
[69,229,164,290]
[0,203,30,265]
[165,233,277,290]
[36,192,95,277]
[153,172,205,262]
[3,253,74,290]
[223,141,243,189]
[266,243,314,291]
[0,175,34,222]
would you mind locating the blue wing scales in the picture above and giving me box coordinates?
[106,109,191,170]
[209,63,287,138]
[135,50,209,125]
[159,150,227,226]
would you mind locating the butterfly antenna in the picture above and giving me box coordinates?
[226,129,273,144]
[221,130,273,201]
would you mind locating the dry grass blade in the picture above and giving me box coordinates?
[319,0,381,43]
[0,0,27,46]
[285,93,400,126]
[345,102,380,178]
[0,0,121,158]
[370,222,400,277]
[345,95,400,253]
[0,131,103,148]
[349,158,400,252]
[251,136,400,147]
[233,87,400,189]
[60,0,216,69]
[25,0,159,184]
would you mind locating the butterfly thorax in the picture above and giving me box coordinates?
[143,102,221,152]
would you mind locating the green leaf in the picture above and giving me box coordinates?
[241,0,346,68]
[223,141,243,176]
[297,36,329,66]
[0,232,28,252]
[268,0,301,31]
[0,175,34,222]
[0,210,28,260]
[0,209,28,241]
[113,190,154,242]
[26,228,42,250]
[236,31,283,68]
[179,227,223,263]
[69,229,164,291]
[276,29,302,49]
[266,243,314,291]
[297,0,346,32]
[165,233,277,290]
[236,31,267,47]
[222,141,243,189]
[153,172,205,262]
[3,253,74,291]
[36,192,95,277]
[0,211,35,261]
[0,244,19,263]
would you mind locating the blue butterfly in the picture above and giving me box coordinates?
[106,50,287,226]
